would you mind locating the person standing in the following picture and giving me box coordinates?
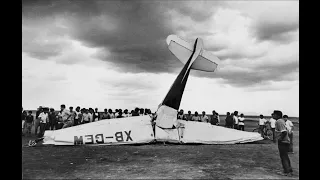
[259,114,266,138]
[34,107,43,136]
[81,109,90,124]
[274,110,293,176]
[238,113,245,131]
[38,108,49,137]
[283,115,294,153]
[22,110,27,136]
[93,108,100,121]
[192,111,201,122]
[69,107,76,126]
[225,112,233,128]
[74,106,81,126]
[233,111,239,130]
[185,111,193,121]
[269,114,277,143]
[48,108,56,130]
[25,111,34,136]
[107,109,115,119]
[201,111,209,123]
[59,104,72,129]
[177,109,186,120]
[101,109,109,119]
[210,111,219,125]
[123,109,130,118]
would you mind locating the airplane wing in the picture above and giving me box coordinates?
[166,34,220,72]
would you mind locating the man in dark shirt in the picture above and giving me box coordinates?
[210,110,219,125]
[224,112,233,128]
[274,110,293,176]
[25,111,34,136]
[48,108,56,130]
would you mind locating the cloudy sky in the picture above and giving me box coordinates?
[22,0,299,117]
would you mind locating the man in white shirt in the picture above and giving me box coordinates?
[74,106,81,126]
[201,111,209,123]
[259,114,266,138]
[269,114,277,142]
[283,115,294,153]
[192,111,201,122]
[38,107,49,137]
[59,104,72,129]
[233,111,239,130]
[238,113,245,131]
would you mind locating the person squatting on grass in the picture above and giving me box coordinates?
[283,115,294,153]
[274,110,293,176]
[238,114,245,131]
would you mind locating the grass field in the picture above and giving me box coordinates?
[22,119,299,179]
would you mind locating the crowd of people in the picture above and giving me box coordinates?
[22,105,296,176]
[21,105,153,137]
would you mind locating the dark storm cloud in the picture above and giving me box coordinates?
[252,21,299,43]
[191,60,298,88]
[22,0,187,73]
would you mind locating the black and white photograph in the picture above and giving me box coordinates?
[22,0,299,179]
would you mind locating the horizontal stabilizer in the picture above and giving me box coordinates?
[166,34,220,72]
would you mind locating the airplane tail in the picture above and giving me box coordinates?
[155,35,220,129]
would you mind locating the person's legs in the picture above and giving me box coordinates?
[288,133,294,152]
[34,120,40,136]
[278,142,293,174]
[26,123,32,135]
[272,128,276,142]
[39,123,47,137]
[240,125,244,131]
[259,125,264,138]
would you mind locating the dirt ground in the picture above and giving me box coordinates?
[22,120,299,179]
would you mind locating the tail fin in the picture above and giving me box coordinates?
[166,34,219,72]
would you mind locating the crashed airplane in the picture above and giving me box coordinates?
[42,35,263,146]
